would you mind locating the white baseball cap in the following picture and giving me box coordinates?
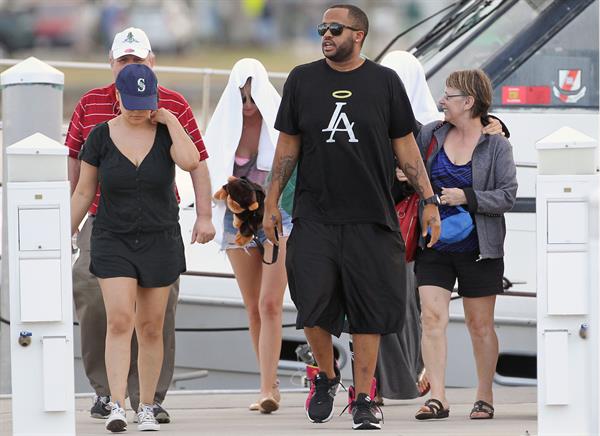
[111,27,152,60]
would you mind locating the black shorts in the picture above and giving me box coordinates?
[90,225,186,288]
[285,219,406,336]
[414,247,504,298]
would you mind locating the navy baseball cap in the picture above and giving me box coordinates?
[115,64,158,110]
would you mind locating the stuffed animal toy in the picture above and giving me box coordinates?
[214,176,266,246]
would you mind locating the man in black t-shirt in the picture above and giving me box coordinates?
[263,4,441,430]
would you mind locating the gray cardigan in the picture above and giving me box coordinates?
[416,121,518,259]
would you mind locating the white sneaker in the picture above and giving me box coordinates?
[105,402,127,433]
[137,403,160,431]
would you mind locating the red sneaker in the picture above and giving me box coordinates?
[347,377,377,414]
[305,365,320,411]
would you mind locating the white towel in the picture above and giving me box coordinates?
[380,50,442,126]
[204,58,281,245]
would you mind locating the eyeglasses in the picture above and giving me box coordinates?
[442,92,468,100]
[317,22,359,36]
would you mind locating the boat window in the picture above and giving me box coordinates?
[424,0,553,99]
[492,1,599,109]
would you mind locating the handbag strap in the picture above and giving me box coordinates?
[423,124,443,195]
[425,126,441,160]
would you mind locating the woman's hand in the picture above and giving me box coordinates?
[440,187,466,206]
[396,167,408,182]
[191,216,216,244]
[150,108,176,125]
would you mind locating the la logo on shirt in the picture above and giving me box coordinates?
[322,90,358,143]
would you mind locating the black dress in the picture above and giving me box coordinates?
[375,264,423,399]
[78,122,186,288]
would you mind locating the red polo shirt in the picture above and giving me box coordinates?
[65,83,208,215]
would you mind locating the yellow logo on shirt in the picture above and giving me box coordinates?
[332,90,352,99]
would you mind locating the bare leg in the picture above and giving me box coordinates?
[135,285,171,406]
[99,277,137,407]
[463,295,498,416]
[352,334,380,396]
[257,238,288,398]
[304,326,335,379]
[418,285,451,411]
[227,249,263,360]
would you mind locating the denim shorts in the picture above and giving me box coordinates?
[221,208,293,250]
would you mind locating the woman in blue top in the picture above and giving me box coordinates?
[413,69,517,421]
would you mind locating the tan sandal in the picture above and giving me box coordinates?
[272,379,281,403]
[259,395,279,414]
[257,380,281,414]
[248,402,259,411]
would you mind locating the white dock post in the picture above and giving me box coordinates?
[536,126,600,435]
[1,57,64,397]
[5,133,75,435]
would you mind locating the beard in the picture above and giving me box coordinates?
[322,36,354,63]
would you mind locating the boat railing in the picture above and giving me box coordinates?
[0,58,289,131]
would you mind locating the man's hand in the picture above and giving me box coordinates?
[440,187,466,206]
[263,203,282,246]
[191,216,215,244]
[482,117,504,136]
[422,204,441,248]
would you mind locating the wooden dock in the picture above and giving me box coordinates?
[1,386,537,435]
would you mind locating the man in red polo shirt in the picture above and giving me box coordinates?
[65,27,215,423]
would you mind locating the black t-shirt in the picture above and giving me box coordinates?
[275,59,417,231]
[78,122,179,234]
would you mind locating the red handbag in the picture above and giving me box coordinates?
[396,134,437,262]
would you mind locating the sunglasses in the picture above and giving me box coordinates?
[317,22,359,36]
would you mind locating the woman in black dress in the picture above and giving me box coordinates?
[71,64,200,433]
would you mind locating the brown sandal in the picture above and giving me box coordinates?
[470,400,494,419]
[415,399,450,420]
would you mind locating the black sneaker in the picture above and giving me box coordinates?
[305,360,342,411]
[90,395,111,419]
[352,393,382,430]
[306,371,340,423]
[153,402,171,424]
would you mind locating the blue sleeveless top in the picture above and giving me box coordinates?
[430,147,479,252]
